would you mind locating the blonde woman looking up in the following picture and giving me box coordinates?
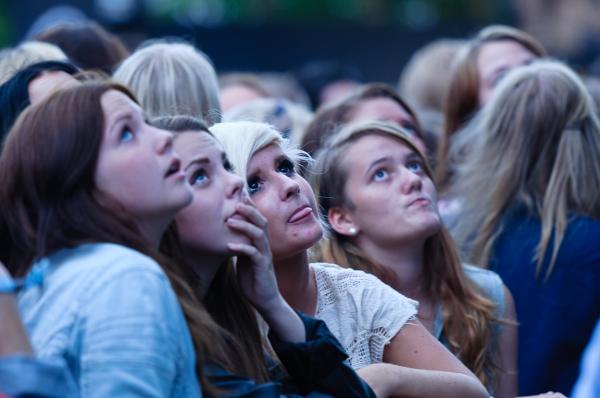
[450,60,600,396]
[211,121,488,398]
[113,39,221,125]
[311,121,517,397]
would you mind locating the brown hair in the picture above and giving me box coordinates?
[152,115,271,383]
[35,21,129,74]
[312,121,498,387]
[0,82,221,394]
[437,25,547,191]
[301,83,425,158]
[451,60,600,277]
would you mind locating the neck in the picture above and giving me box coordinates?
[356,236,426,297]
[136,217,170,249]
[273,250,316,315]
[185,249,227,300]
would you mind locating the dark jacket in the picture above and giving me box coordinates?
[203,313,376,398]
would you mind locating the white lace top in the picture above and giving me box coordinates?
[311,262,418,370]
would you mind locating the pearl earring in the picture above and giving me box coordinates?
[348,227,358,236]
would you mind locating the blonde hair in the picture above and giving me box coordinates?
[210,121,310,185]
[437,25,547,191]
[0,41,67,84]
[113,40,221,124]
[312,121,499,387]
[224,98,313,146]
[451,60,600,278]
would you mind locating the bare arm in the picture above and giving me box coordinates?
[373,318,487,398]
[0,263,33,356]
[494,285,518,398]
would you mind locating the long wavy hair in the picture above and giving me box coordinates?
[450,60,600,278]
[437,25,547,192]
[312,121,499,387]
[0,82,222,395]
[152,115,271,383]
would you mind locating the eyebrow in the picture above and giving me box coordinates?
[365,156,392,177]
[184,157,211,171]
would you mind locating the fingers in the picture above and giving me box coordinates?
[226,217,270,255]
[234,202,268,231]
[227,242,260,257]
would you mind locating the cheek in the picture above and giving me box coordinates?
[175,198,217,242]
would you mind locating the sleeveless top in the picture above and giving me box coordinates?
[311,262,418,370]
[433,264,506,342]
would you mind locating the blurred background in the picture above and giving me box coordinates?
[1,0,599,83]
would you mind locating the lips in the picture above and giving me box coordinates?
[165,157,182,178]
[408,196,430,207]
[288,204,313,223]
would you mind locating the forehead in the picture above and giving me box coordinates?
[477,40,536,74]
[351,97,412,122]
[248,144,283,169]
[347,133,415,161]
[100,89,140,118]
[174,131,221,162]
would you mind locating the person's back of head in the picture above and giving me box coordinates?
[0,60,79,142]
[35,21,129,74]
[453,60,600,273]
[399,38,465,113]
[113,40,221,125]
[0,41,67,84]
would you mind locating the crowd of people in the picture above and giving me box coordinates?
[0,18,598,398]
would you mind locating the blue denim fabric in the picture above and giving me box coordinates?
[17,243,201,398]
[0,355,78,397]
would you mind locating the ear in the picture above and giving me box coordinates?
[328,206,359,237]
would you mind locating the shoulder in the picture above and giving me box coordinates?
[311,262,418,313]
[47,242,166,286]
[463,263,507,317]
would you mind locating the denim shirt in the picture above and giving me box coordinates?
[17,243,202,398]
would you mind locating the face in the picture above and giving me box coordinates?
[246,144,322,261]
[339,134,440,249]
[95,90,192,226]
[220,84,264,112]
[349,97,427,154]
[28,71,79,104]
[174,131,249,255]
[477,39,537,106]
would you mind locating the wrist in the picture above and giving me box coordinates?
[0,277,18,295]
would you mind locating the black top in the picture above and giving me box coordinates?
[204,312,376,398]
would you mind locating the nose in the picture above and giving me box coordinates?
[279,173,300,201]
[154,128,174,154]
[226,172,245,199]
[401,168,423,194]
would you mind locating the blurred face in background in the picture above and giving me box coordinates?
[349,97,426,154]
[477,39,537,106]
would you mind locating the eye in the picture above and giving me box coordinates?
[223,158,234,172]
[401,123,417,136]
[247,176,261,196]
[372,168,389,182]
[119,127,134,143]
[190,169,209,186]
[277,158,295,176]
[407,160,423,173]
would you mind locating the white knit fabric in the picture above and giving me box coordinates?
[311,262,418,370]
